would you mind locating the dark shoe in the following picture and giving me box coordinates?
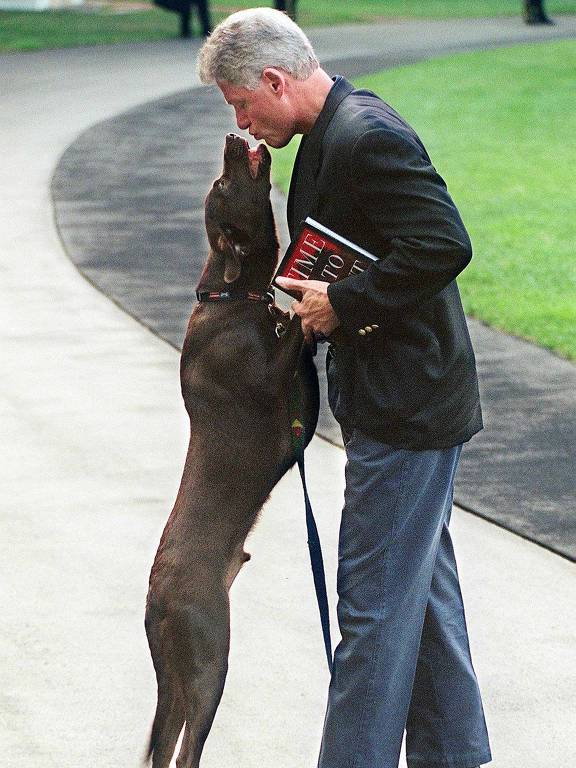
[525,14,555,23]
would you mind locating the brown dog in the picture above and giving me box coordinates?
[145,134,319,768]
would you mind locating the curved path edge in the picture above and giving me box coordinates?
[51,16,576,560]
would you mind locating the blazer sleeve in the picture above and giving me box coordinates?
[327,126,472,331]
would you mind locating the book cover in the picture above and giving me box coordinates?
[273,217,378,298]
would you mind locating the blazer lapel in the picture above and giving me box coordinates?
[287,134,307,239]
[287,76,355,238]
[287,134,320,238]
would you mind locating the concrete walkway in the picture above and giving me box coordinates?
[1,18,575,768]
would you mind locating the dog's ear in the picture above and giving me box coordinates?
[219,230,250,284]
[224,242,249,284]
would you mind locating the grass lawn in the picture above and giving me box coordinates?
[0,8,176,50]
[1,0,576,52]
[271,41,576,360]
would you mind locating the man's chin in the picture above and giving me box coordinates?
[263,134,293,149]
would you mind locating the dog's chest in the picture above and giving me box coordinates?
[180,314,280,407]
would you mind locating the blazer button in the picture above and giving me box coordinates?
[358,328,367,336]
[371,324,379,330]
[364,325,373,333]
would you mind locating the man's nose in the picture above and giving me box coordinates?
[235,109,250,131]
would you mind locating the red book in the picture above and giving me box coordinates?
[274,217,378,298]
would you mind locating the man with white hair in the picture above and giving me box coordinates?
[198,9,492,768]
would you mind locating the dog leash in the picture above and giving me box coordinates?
[196,288,276,304]
[290,389,333,673]
[196,287,333,671]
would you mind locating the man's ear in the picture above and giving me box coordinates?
[261,68,286,98]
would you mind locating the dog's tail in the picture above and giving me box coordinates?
[144,605,185,767]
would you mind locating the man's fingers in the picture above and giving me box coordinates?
[291,300,302,314]
[276,276,307,295]
[301,319,313,345]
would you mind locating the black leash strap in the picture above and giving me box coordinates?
[296,449,333,672]
[290,408,333,672]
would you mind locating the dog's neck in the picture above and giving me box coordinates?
[198,198,280,294]
[197,242,279,295]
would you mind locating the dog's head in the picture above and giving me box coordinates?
[204,134,277,286]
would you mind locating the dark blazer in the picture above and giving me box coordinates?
[287,76,482,450]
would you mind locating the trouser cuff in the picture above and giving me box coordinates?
[407,749,492,768]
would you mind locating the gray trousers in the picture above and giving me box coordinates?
[319,359,492,768]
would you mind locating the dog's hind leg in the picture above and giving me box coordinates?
[148,678,185,768]
[145,606,186,768]
[171,592,231,768]
[175,660,229,768]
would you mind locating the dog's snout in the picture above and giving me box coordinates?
[225,133,246,161]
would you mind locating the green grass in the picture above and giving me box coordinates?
[271,41,576,360]
[295,0,576,24]
[1,0,575,52]
[0,9,176,51]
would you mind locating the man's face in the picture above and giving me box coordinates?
[218,77,296,149]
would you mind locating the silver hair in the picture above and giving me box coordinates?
[197,7,319,90]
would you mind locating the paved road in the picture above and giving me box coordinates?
[1,18,575,768]
[51,16,576,559]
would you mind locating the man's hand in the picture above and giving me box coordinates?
[275,277,340,341]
